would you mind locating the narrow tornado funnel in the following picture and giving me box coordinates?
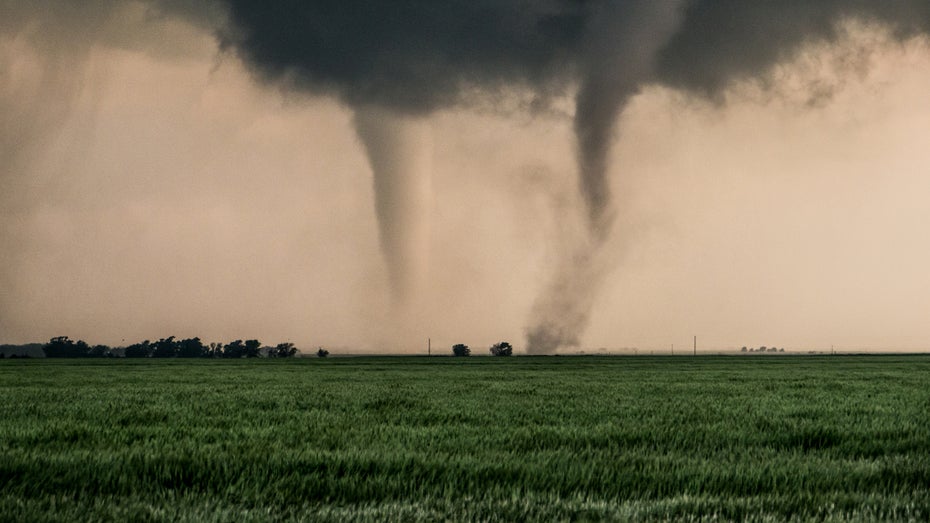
[525,1,685,354]
[353,106,433,308]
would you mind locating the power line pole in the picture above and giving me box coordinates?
[428,338,431,357]
[693,336,697,356]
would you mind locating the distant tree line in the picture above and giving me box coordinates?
[741,346,785,353]
[450,341,513,357]
[0,343,46,358]
[41,336,303,358]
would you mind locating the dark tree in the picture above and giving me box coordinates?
[223,340,245,358]
[244,339,262,358]
[152,337,179,358]
[489,341,513,357]
[177,337,205,358]
[741,346,747,352]
[452,343,470,357]
[273,342,298,358]
[317,347,329,358]
[43,336,90,358]
[124,340,151,358]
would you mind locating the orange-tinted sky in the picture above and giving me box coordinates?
[2,6,930,352]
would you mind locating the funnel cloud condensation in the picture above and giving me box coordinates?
[353,107,432,308]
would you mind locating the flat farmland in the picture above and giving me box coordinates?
[2,355,929,521]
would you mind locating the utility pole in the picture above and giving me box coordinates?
[428,338,431,357]
[693,336,697,356]
[671,343,674,356]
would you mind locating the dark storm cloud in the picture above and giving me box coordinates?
[214,1,930,107]
[217,0,589,114]
[657,1,930,95]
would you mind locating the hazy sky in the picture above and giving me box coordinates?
[2,2,930,352]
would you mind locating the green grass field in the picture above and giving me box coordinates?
[2,355,929,521]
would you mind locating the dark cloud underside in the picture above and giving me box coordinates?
[658,0,930,94]
[219,0,589,113]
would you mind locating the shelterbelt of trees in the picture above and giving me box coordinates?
[37,336,300,358]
